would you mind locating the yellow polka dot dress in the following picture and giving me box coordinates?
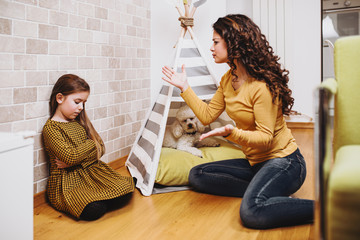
[42,119,134,219]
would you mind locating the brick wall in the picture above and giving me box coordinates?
[0,0,151,194]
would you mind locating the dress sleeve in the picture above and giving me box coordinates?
[180,82,226,126]
[43,123,97,166]
[226,84,278,150]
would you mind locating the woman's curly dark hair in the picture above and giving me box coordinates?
[213,14,294,115]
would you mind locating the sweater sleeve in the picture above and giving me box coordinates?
[180,84,226,126]
[226,83,278,151]
[43,124,97,166]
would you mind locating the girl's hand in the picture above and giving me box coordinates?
[162,64,189,92]
[199,124,234,141]
[55,158,71,169]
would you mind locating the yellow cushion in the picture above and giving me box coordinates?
[327,145,360,240]
[155,138,245,186]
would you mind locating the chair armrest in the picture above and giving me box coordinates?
[318,78,337,181]
[314,78,338,238]
[320,78,337,95]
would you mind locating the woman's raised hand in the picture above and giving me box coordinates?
[162,64,189,92]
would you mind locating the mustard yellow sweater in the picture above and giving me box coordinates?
[181,70,297,165]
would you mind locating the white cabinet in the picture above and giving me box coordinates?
[0,132,35,240]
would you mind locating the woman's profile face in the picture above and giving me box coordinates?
[210,31,228,64]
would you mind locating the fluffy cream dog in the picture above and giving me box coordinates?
[163,105,219,157]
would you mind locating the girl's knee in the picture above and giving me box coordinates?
[80,201,107,221]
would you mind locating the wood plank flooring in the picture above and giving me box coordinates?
[34,126,315,240]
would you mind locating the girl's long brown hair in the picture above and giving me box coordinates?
[213,14,294,115]
[49,74,105,158]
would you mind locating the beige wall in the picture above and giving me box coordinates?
[0,0,151,194]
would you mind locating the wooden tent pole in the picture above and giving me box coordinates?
[173,0,188,48]
[173,27,186,48]
[183,0,188,17]
[175,4,185,17]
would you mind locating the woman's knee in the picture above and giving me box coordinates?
[188,166,202,188]
[240,202,257,228]
[239,202,271,229]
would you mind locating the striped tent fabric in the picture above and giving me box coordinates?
[126,37,220,196]
[126,85,172,196]
[172,39,218,101]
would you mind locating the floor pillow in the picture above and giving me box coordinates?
[155,138,245,186]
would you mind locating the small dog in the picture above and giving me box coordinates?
[163,105,219,158]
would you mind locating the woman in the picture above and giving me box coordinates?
[162,14,314,229]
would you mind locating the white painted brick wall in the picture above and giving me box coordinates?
[0,0,151,194]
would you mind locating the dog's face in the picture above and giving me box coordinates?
[176,105,204,134]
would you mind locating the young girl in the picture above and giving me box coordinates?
[162,14,314,229]
[42,74,134,221]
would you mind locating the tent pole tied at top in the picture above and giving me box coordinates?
[178,16,194,28]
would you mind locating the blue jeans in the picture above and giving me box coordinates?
[188,148,314,229]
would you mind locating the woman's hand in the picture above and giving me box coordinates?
[162,64,189,92]
[200,124,234,141]
[55,158,71,169]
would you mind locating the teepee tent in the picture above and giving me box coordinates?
[126,0,226,196]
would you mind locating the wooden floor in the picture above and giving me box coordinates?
[34,126,316,240]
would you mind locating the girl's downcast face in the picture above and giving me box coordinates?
[56,91,89,122]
